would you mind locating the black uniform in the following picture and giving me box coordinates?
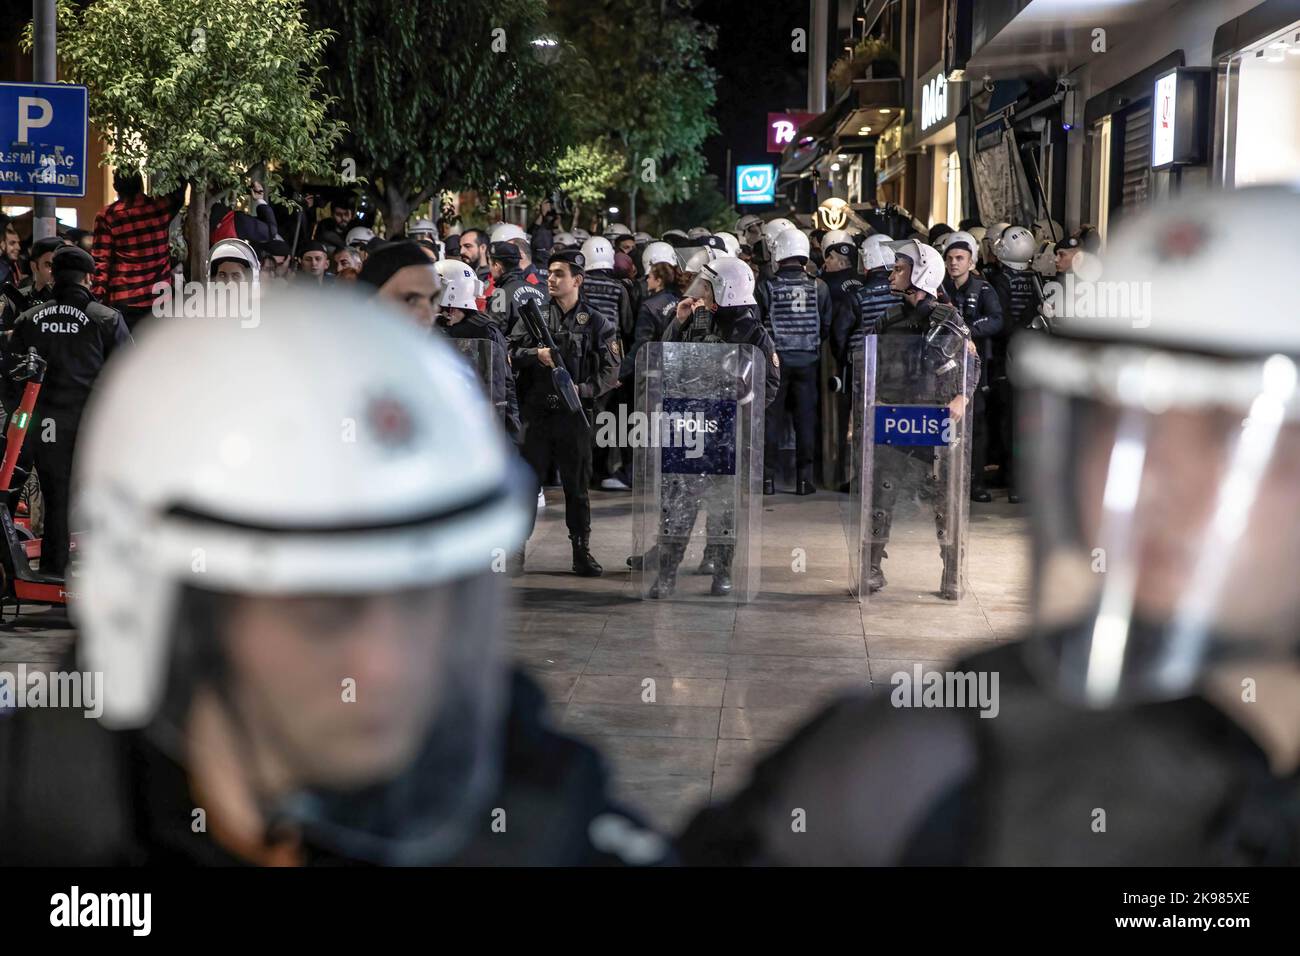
[651,304,780,591]
[0,666,670,866]
[755,265,831,487]
[681,639,1300,865]
[942,274,1003,495]
[439,311,523,446]
[511,293,620,539]
[989,266,1040,497]
[626,288,680,381]
[1,276,52,332]
[488,266,548,337]
[869,295,979,596]
[7,283,130,574]
[819,267,860,308]
[829,268,893,371]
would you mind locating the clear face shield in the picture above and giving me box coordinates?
[683,272,718,308]
[924,309,968,373]
[153,566,512,864]
[1016,338,1300,708]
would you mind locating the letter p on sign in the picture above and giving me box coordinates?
[18,96,52,143]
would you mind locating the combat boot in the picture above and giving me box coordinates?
[571,535,603,577]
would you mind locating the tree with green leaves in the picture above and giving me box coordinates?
[549,0,718,230]
[553,142,625,230]
[306,0,571,236]
[27,0,344,280]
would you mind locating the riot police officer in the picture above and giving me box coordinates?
[870,239,978,598]
[7,245,130,575]
[511,247,621,576]
[651,256,780,598]
[579,236,634,489]
[988,225,1040,503]
[817,229,861,306]
[940,230,1003,502]
[435,258,522,447]
[488,241,548,337]
[755,227,830,496]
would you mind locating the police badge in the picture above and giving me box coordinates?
[576,312,590,325]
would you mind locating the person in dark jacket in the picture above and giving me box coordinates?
[511,247,621,577]
[0,292,668,867]
[6,245,131,575]
[1,235,64,330]
[940,231,1003,502]
[625,261,680,382]
[754,228,830,496]
[487,241,548,337]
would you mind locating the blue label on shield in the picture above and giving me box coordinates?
[661,398,737,475]
[874,405,951,446]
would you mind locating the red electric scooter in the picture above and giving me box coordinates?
[0,347,72,615]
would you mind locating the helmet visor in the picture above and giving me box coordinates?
[684,271,717,306]
[153,569,509,864]
[1016,338,1300,707]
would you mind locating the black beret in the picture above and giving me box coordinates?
[549,247,585,273]
[357,240,434,290]
[1054,236,1081,253]
[299,241,327,256]
[263,238,291,258]
[52,245,94,274]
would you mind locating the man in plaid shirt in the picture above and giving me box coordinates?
[91,171,180,329]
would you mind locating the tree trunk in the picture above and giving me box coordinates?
[570,203,581,232]
[628,182,639,232]
[185,183,212,284]
[378,179,413,239]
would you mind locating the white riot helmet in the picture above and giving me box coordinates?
[734,214,763,235]
[686,254,756,308]
[679,246,715,274]
[633,231,652,245]
[642,240,678,273]
[1031,239,1057,276]
[760,217,797,248]
[941,230,979,261]
[580,236,615,272]
[435,259,485,311]
[687,226,711,240]
[983,222,1011,262]
[1032,217,1063,243]
[770,227,811,264]
[409,218,437,242]
[995,226,1036,270]
[1014,185,1300,707]
[860,233,896,272]
[821,229,855,258]
[572,227,591,243]
[888,239,944,296]
[604,223,632,239]
[346,226,375,248]
[74,288,531,733]
[551,231,578,249]
[206,238,261,287]
[489,222,528,244]
[711,232,741,257]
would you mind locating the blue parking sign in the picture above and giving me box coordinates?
[0,82,88,198]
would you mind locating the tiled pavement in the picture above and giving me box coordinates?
[0,484,1032,840]
[510,485,1032,834]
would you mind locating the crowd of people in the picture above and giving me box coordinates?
[0,170,1296,869]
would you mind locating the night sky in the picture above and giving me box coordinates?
[695,0,810,188]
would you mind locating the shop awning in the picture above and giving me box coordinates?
[964,0,1184,80]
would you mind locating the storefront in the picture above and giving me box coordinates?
[1213,0,1300,187]
[910,61,967,228]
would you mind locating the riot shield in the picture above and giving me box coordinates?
[843,334,973,602]
[630,342,765,603]
[448,336,499,409]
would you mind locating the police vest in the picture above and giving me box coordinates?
[581,273,624,332]
[766,273,820,355]
[848,273,893,354]
[1003,269,1038,333]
